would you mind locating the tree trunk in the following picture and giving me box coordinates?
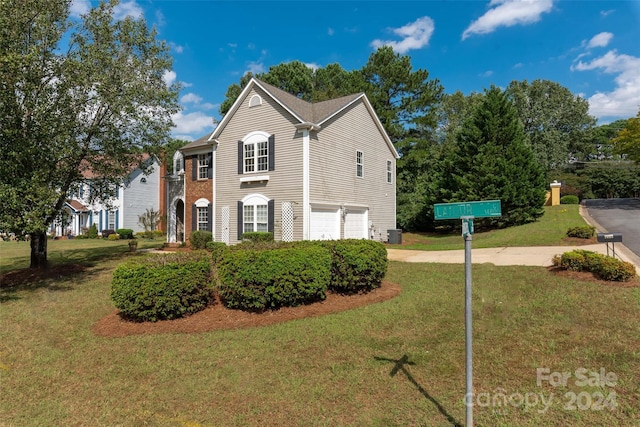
[30,231,48,269]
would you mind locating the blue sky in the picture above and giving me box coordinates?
[72,0,640,141]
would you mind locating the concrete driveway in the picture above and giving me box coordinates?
[581,198,640,267]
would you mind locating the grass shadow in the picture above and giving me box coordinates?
[374,354,462,427]
[0,263,109,302]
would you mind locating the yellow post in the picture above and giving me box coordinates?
[550,180,562,206]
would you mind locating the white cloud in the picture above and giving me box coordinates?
[513,62,523,68]
[328,27,335,36]
[586,32,613,48]
[113,1,144,20]
[572,50,640,118]
[462,0,554,40]
[180,93,203,104]
[246,61,265,75]
[304,62,321,71]
[600,9,615,17]
[479,70,494,77]
[162,70,177,87]
[171,111,216,136]
[169,42,184,54]
[70,0,90,17]
[371,16,435,54]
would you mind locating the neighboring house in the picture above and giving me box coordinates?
[165,78,398,245]
[50,156,164,236]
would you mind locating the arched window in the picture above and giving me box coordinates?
[173,151,184,174]
[249,94,262,107]
[238,131,274,174]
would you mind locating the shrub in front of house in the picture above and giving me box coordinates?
[566,226,595,239]
[205,241,228,263]
[241,232,274,243]
[217,245,331,311]
[560,195,579,205]
[555,249,636,281]
[88,223,99,239]
[102,229,116,239]
[116,228,134,239]
[189,230,212,249]
[321,239,388,294]
[107,233,121,240]
[111,252,214,322]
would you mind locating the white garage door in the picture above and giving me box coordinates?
[310,207,339,240]
[343,209,368,239]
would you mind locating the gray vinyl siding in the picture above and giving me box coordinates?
[215,87,304,244]
[121,163,161,232]
[309,100,396,239]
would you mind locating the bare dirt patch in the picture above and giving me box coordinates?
[93,280,401,338]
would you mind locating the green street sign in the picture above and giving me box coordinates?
[434,200,502,220]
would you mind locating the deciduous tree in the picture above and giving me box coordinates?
[612,110,640,164]
[0,0,180,267]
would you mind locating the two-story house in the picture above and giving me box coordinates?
[165,78,398,245]
[51,156,165,236]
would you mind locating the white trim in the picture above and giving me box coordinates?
[194,198,210,208]
[356,150,364,178]
[239,175,269,183]
[212,143,217,241]
[302,128,310,240]
[242,131,270,174]
[241,193,270,204]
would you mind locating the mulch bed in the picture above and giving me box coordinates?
[547,266,640,287]
[93,280,402,338]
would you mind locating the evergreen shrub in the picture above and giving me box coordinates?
[322,239,388,293]
[241,232,274,243]
[217,245,331,311]
[560,195,579,204]
[88,223,98,239]
[566,226,595,239]
[107,233,121,240]
[558,250,636,281]
[190,230,212,249]
[111,252,213,321]
[116,228,134,239]
[205,241,228,263]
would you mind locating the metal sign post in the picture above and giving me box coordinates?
[434,201,502,427]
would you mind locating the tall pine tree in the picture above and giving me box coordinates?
[441,86,546,228]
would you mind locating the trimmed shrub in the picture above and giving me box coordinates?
[88,223,98,239]
[322,239,388,293]
[217,245,331,311]
[190,230,212,249]
[111,252,213,322]
[107,233,121,241]
[116,228,134,239]
[566,226,595,239]
[560,195,579,205]
[205,241,228,263]
[102,229,116,239]
[241,232,274,243]
[557,249,636,281]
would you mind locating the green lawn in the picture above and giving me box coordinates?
[398,205,592,250]
[0,238,165,275]
[1,247,639,426]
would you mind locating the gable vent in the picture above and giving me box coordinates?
[249,94,262,107]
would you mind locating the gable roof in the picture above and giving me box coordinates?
[65,199,89,213]
[207,78,399,158]
[179,133,212,153]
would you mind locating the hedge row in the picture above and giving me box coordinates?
[560,195,579,205]
[111,252,214,321]
[111,239,389,319]
[217,244,331,311]
[554,250,636,282]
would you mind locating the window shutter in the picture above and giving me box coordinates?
[192,204,197,231]
[237,201,244,240]
[268,135,275,171]
[268,199,275,234]
[99,210,103,231]
[238,141,244,175]
[115,210,119,230]
[191,155,197,181]
[207,204,212,232]
[207,153,213,179]
[105,211,109,229]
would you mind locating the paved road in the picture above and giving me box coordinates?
[582,198,640,260]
